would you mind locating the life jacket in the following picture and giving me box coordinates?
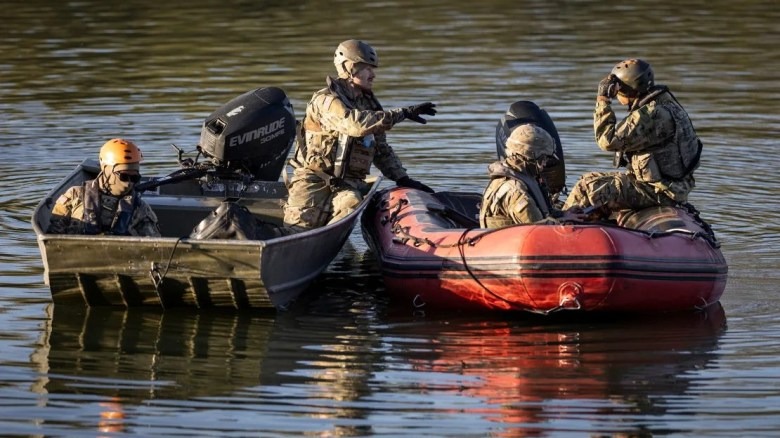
[627,87,702,183]
[480,161,552,228]
[81,179,138,235]
[289,77,379,185]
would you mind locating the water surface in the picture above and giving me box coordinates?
[1,0,779,435]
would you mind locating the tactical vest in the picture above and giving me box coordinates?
[628,88,702,183]
[479,161,551,228]
[291,77,379,184]
[81,179,138,235]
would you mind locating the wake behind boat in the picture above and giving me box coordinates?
[31,87,380,310]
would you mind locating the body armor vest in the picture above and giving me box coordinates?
[292,77,379,183]
[81,179,138,235]
[628,88,702,183]
[480,162,552,228]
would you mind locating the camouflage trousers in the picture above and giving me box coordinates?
[562,171,676,211]
[282,169,366,232]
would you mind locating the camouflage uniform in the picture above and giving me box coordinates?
[479,159,561,228]
[48,179,160,237]
[564,87,701,211]
[284,76,409,230]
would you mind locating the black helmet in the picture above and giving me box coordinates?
[495,101,566,195]
[611,59,654,96]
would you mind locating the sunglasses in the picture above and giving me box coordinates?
[114,171,141,183]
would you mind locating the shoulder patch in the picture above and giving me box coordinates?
[495,181,513,200]
[322,95,336,111]
[490,181,513,211]
[55,194,69,205]
[513,198,529,214]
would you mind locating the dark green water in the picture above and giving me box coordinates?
[1,0,778,435]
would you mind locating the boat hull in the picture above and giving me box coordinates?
[32,159,380,309]
[361,187,728,314]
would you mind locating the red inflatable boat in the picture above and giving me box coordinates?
[360,187,728,314]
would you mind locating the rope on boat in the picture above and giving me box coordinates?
[694,296,710,311]
[379,196,722,315]
[381,197,525,310]
[679,202,721,248]
[149,236,185,308]
[455,227,529,310]
[380,197,497,249]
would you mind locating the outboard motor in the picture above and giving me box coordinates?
[495,101,566,198]
[198,87,296,181]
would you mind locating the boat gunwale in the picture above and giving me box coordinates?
[32,158,384,309]
[33,158,383,246]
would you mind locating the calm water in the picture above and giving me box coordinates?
[2,0,779,436]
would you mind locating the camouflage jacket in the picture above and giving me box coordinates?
[47,180,161,237]
[594,87,700,201]
[479,160,557,228]
[293,76,409,182]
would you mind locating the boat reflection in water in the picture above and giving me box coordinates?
[32,302,726,435]
[396,304,727,435]
[32,304,379,436]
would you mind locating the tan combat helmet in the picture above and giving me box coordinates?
[334,39,379,78]
[505,124,556,162]
[611,59,655,96]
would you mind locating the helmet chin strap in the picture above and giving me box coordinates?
[344,61,371,93]
[347,76,369,95]
[98,170,112,192]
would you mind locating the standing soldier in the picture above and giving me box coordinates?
[48,138,161,237]
[563,59,703,216]
[480,124,584,227]
[283,39,437,232]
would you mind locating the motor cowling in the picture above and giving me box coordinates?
[495,101,566,196]
[198,87,295,181]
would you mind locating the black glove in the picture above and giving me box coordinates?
[597,74,619,99]
[403,102,437,124]
[396,176,435,193]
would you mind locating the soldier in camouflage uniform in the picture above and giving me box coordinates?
[283,39,437,231]
[480,124,584,228]
[563,59,702,216]
[47,138,161,237]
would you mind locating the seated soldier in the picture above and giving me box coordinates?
[563,59,702,216]
[480,124,584,227]
[47,138,160,237]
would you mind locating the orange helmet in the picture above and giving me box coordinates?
[99,138,143,167]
